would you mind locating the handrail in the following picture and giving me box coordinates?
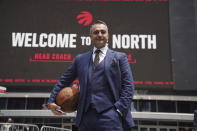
[0,110,194,122]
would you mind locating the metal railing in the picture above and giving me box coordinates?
[0,123,39,131]
[40,126,71,131]
[0,123,71,131]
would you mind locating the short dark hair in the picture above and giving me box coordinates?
[90,20,108,34]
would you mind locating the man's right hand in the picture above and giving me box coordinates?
[47,103,65,115]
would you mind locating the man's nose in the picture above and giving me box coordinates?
[98,32,102,36]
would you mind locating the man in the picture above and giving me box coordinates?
[48,20,135,131]
[1,118,15,131]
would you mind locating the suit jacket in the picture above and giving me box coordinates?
[48,49,135,129]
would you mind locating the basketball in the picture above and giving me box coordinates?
[56,84,79,113]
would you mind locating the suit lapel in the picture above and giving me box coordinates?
[83,50,93,89]
[104,49,115,77]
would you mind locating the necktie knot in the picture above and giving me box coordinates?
[95,49,101,54]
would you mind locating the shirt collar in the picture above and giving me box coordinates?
[93,44,108,55]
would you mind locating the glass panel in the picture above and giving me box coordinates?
[140,128,147,131]
[179,128,185,131]
[150,128,157,131]
[7,98,26,109]
[158,101,176,113]
[0,98,7,109]
[179,122,193,127]
[26,98,45,109]
[12,117,24,123]
[44,118,62,123]
[139,100,156,112]
[177,101,197,113]
[169,129,176,131]
[139,121,157,125]
[158,121,177,126]
[160,128,167,131]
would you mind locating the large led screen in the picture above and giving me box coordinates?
[0,0,174,92]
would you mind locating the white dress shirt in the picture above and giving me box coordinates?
[92,44,108,63]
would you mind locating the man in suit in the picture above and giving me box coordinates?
[47,20,135,131]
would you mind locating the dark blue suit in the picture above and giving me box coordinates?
[48,49,135,130]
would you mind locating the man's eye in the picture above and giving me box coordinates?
[101,31,106,34]
[93,30,106,34]
[93,31,99,34]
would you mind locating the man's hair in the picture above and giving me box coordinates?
[90,20,108,34]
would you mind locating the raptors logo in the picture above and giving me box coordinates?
[76,11,93,26]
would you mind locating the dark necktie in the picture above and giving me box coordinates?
[94,49,101,66]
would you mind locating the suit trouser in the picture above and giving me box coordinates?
[78,106,123,131]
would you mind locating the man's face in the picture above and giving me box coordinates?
[90,24,109,49]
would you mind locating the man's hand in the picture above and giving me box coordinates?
[47,103,65,115]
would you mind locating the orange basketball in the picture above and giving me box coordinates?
[56,84,79,112]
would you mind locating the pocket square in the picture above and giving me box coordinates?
[111,58,118,67]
